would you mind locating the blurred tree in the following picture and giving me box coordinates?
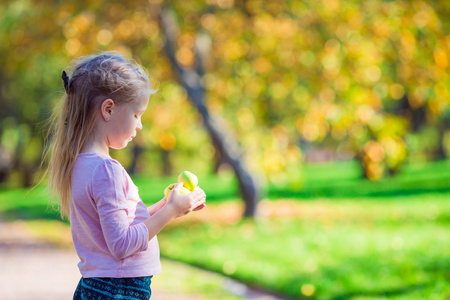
[158,7,260,217]
[0,0,449,191]
[158,0,450,181]
[0,0,66,186]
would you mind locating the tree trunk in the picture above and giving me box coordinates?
[161,148,172,177]
[0,147,11,183]
[213,148,228,174]
[128,144,144,175]
[157,8,260,217]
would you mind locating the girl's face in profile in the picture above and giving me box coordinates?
[107,89,150,150]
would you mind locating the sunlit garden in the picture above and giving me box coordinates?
[1,0,450,299]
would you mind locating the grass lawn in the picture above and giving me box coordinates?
[157,195,450,299]
[0,159,449,299]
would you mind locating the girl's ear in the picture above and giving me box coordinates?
[101,99,115,121]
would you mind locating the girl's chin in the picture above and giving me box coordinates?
[110,143,129,150]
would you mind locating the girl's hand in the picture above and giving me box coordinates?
[192,186,206,211]
[193,203,206,211]
[166,182,206,218]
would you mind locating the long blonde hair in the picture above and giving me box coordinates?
[47,52,155,219]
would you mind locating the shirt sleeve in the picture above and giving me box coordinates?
[91,159,149,260]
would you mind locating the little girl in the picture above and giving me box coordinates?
[47,52,206,299]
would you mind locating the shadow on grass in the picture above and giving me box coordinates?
[269,183,450,200]
[0,204,63,223]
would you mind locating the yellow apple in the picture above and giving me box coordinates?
[177,171,198,191]
[164,183,191,201]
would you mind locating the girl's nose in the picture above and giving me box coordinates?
[136,118,143,131]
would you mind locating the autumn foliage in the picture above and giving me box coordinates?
[0,0,449,187]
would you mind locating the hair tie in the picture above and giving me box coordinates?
[62,71,69,93]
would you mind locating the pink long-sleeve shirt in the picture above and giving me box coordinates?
[70,152,161,278]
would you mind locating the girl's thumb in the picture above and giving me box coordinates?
[173,182,183,192]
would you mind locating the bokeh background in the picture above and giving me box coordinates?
[0,0,449,299]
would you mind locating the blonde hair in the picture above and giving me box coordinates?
[47,52,155,219]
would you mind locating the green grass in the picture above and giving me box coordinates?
[0,186,60,221]
[155,259,243,300]
[157,195,450,299]
[269,159,450,199]
[0,159,449,299]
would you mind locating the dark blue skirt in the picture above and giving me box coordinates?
[73,276,152,300]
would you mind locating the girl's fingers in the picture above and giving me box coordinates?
[192,189,205,199]
[191,190,206,208]
[193,203,206,211]
[172,182,184,192]
[169,188,205,215]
